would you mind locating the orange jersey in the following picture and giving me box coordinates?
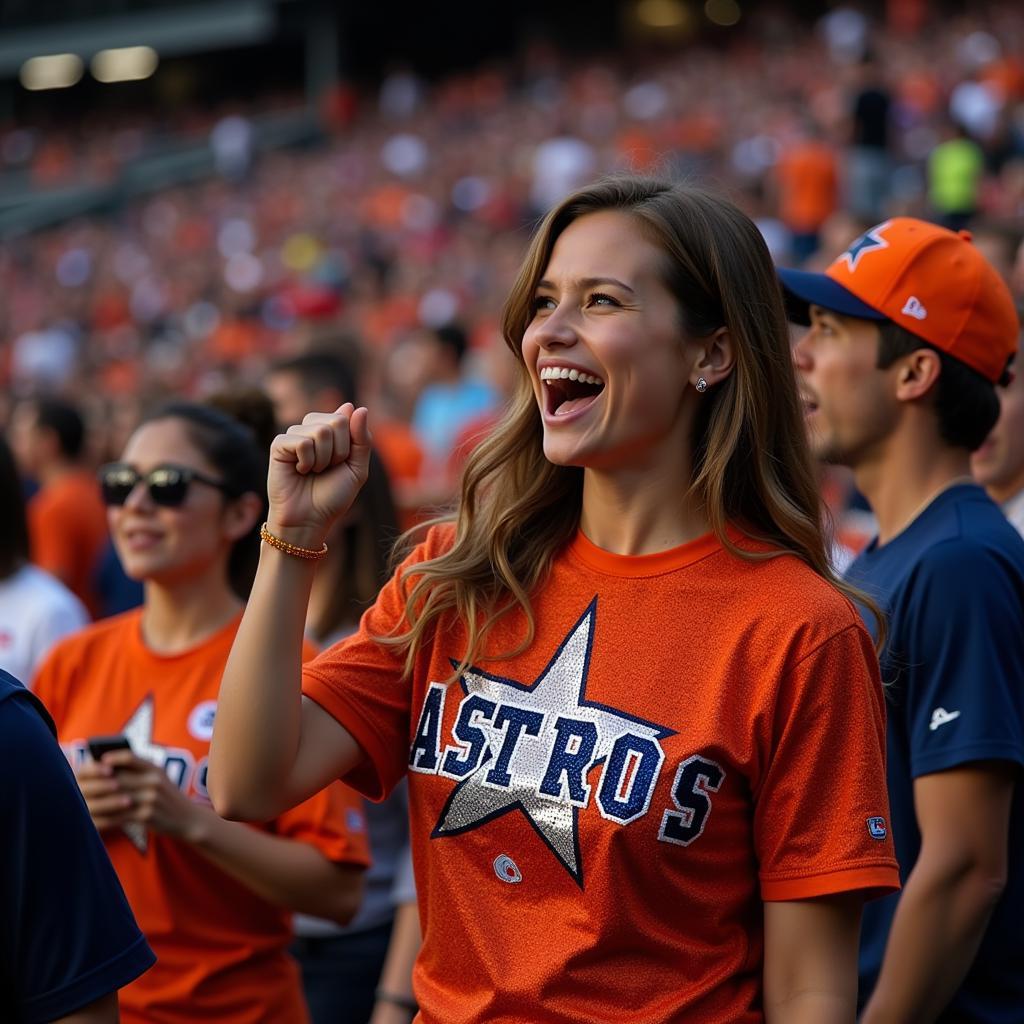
[304,525,898,1023]
[33,611,371,1024]
[27,470,108,617]
[776,142,839,233]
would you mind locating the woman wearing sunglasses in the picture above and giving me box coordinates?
[212,179,899,1022]
[32,401,371,1024]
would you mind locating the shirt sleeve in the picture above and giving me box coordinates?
[27,590,89,684]
[754,623,901,902]
[896,539,1024,779]
[0,684,155,1022]
[303,529,450,801]
[269,781,372,868]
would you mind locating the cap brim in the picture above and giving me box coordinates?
[777,267,886,325]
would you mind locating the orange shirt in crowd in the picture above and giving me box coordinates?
[27,469,108,618]
[303,525,899,1023]
[34,611,371,1024]
[372,418,424,489]
[776,141,839,234]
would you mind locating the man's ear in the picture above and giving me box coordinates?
[223,492,264,542]
[690,326,736,389]
[894,348,942,402]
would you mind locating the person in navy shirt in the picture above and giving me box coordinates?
[781,218,1024,1022]
[0,669,154,1022]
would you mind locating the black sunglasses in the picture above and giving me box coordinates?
[98,462,232,508]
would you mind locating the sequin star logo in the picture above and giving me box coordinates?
[421,600,674,887]
[119,696,168,853]
[840,222,890,271]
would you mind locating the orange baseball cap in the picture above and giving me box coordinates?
[779,218,1019,384]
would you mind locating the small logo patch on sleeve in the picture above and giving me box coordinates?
[866,816,888,840]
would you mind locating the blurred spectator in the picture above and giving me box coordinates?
[818,5,869,64]
[266,349,424,517]
[410,323,499,464]
[1,668,155,1022]
[774,121,840,263]
[928,121,985,230]
[33,402,370,1023]
[9,397,108,617]
[210,114,254,181]
[846,53,893,222]
[950,67,1004,145]
[0,434,88,684]
[266,351,360,429]
[972,342,1024,535]
[530,130,597,214]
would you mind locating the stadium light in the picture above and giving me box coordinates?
[705,0,741,27]
[91,45,159,84]
[19,53,84,91]
[636,0,688,30]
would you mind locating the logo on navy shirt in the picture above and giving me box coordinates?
[929,707,961,731]
[408,599,726,886]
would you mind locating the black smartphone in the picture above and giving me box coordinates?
[87,734,132,761]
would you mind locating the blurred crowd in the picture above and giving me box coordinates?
[3,5,1024,521]
[4,2,1024,1021]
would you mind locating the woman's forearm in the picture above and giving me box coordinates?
[763,895,860,1024]
[186,802,365,924]
[209,541,317,820]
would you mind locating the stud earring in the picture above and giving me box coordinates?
[695,377,708,393]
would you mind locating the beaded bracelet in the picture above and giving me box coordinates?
[259,522,328,561]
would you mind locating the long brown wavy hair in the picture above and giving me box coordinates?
[380,176,881,676]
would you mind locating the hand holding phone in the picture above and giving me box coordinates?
[85,734,148,852]
[87,734,133,762]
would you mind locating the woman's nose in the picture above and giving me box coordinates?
[121,478,153,511]
[532,304,579,350]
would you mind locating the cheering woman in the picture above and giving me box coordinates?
[211,178,899,1023]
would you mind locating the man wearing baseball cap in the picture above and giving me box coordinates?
[781,218,1024,1022]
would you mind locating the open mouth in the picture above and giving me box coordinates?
[540,366,606,417]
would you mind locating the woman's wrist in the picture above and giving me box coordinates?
[262,519,329,554]
[181,802,217,846]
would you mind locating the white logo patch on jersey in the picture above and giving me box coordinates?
[187,700,218,741]
[493,854,523,884]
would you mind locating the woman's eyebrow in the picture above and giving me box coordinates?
[535,276,636,294]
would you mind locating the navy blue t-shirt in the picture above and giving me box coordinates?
[0,669,155,1022]
[846,484,1024,1022]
